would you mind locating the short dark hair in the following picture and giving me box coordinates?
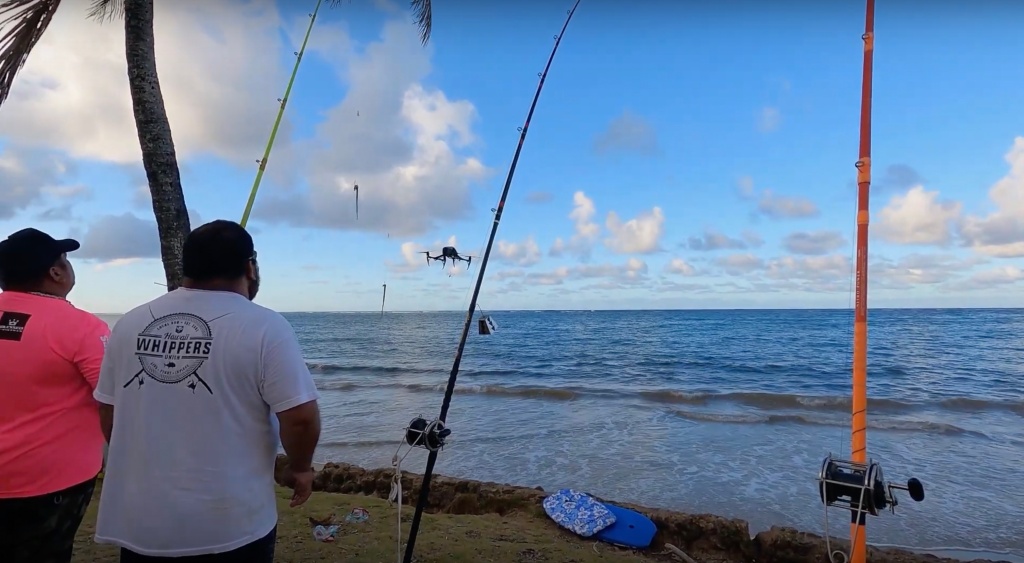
[182,220,256,282]
[0,228,80,290]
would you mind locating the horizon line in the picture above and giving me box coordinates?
[93,306,1024,316]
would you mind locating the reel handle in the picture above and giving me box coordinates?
[887,477,925,503]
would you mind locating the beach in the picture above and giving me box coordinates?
[97,308,1024,560]
[71,458,1019,563]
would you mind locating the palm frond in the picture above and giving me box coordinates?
[327,0,431,46]
[0,0,61,108]
[409,0,431,45]
[86,0,122,22]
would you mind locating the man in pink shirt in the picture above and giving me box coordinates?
[0,228,111,563]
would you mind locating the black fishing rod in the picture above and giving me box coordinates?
[400,2,582,561]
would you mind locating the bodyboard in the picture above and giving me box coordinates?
[542,488,616,538]
[593,503,657,549]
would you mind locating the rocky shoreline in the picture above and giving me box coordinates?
[276,455,1009,563]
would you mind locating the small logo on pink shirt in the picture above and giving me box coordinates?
[0,311,30,341]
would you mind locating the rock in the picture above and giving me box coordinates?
[276,455,1009,563]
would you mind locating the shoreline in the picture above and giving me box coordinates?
[293,456,1016,563]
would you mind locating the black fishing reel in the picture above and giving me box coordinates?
[817,454,925,517]
[404,416,451,452]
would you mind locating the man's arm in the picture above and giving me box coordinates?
[98,403,114,443]
[260,316,322,472]
[276,401,320,472]
[73,316,111,390]
[93,321,120,443]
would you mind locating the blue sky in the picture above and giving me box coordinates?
[0,0,1022,313]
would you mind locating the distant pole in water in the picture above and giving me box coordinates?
[400,3,582,561]
[354,184,359,220]
[381,283,387,317]
[240,0,324,228]
[850,0,875,561]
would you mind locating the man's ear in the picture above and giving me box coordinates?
[246,261,259,281]
[48,255,68,282]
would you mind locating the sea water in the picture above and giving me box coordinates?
[101,308,1024,559]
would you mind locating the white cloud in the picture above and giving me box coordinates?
[666,258,697,276]
[0,2,481,239]
[525,191,554,204]
[496,236,542,267]
[75,213,159,262]
[497,259,649,288]
[715,253,765,275]
[960,136,1024,257]
[763,255,849,282]
[742,230,765,247]
[593,110,659,156]
[757,106,781,133]
[948,265,1024,291]
[871,254,980,289]
[876,185,961,246]
[389,235,460,273]
[783,231,847,255]
[0,146,81,219]
[605,206,664,254]
[550,191,600,259]
[254,22,491,237]
[757,189,819,219]
[92,258,146,272]
[0,0,294,165]
[686,228,752,251]
[737,176,755,199]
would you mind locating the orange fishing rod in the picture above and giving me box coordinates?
[850,0,875,560]
[817,3,922,560]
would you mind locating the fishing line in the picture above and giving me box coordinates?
[240,0,324,228]
[396,3,582,561]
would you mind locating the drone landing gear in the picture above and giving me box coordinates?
[816,454,925,563]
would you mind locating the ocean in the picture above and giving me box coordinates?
[100,308,1024,559]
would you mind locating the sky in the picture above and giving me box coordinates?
[0,0,1022,313]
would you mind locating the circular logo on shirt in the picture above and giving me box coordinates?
[135,313,213,384]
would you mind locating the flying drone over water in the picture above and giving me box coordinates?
[421,246,472,268]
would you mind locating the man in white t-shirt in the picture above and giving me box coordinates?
[93,220,321,562]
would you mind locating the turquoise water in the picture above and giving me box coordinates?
[100,308,1024,558]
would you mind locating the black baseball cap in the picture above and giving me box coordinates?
[182,220,256,281]
[0,228,80,284]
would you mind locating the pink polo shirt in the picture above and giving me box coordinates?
[0,291,111,498]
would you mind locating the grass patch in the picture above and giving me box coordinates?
[72,484,664,562]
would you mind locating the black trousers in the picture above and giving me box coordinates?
[119,526,277,563]
[0,476,98,563]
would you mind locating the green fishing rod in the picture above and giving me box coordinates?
[240,0,324,228]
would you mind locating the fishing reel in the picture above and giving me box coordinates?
[404,416,451,452]
[817,454,925,517]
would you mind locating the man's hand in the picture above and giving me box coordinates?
[279,465,314,507]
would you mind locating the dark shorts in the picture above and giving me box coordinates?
[119,526,277,563]
[0,476,98,563]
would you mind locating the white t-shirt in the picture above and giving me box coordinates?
[93,288,320,557]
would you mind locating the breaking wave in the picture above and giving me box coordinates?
[311,372,1024,417]
[668,409,990,439]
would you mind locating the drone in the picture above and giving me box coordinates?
[421,246,472,268]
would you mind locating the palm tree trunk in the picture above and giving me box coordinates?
[123,0,190,290]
